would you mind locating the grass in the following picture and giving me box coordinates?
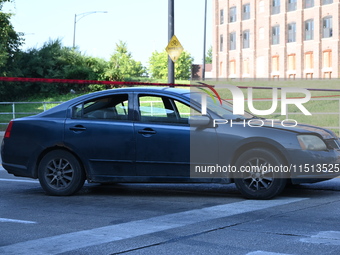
[195,79,340,135]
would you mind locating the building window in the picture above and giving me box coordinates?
[304,0,314,8]
[322,0,333,5]
[287,54,296,78]
[323,50,332,68]
[287,54,296,71]
[272,56,279,72]
[272,25,280,45]
[220,9,224,25]
[242,4,250,20]
[259,27,264,40]
[229,60,236,76]
[243,59,250,75]
[272,55,279,78]
[305,51,314,78]
[220,35,223,52]
[288,22,296,43]
[323,50,332,78]
[288,0,297,11]
[259,1,265,13]
[304,19,314,40]
[322,16,333,38]
[243,30,250,48]
[272,0,280,15]
[229,32,236,50]
[305,51,314,69]
[229,7,236,23]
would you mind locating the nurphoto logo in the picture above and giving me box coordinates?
[199,85,311,128]
[201,85,311,116]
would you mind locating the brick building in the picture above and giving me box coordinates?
[212,0,339,79]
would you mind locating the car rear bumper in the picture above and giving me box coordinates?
[2,162,34,178]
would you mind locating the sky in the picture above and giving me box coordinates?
[3,0,212,66]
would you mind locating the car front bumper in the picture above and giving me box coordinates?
[287,148,340,183]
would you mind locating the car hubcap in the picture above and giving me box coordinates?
[242,158,274,191]
[45,158,74,189]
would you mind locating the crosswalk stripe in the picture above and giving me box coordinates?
[0,218,36,224]
[0,197,307,255]
[247,251,293,255]
[300,231,340,245]
[0,178,39,183]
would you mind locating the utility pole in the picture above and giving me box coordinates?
[202,0,207,81]
[168,0,175,84]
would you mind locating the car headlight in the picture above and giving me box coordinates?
[297,135,327,151]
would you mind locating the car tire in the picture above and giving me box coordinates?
[234,148,287,199]
[38,150,85,196]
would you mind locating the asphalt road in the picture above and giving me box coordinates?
[1,165,340,255]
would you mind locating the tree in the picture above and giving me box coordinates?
[11,39,107,97]
[105,41,145,81]
[148,50,193,80]
[148,51,168,80]
[205,46,212,64]
[0,0,24,76]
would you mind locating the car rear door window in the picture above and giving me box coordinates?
[73,94,129,120]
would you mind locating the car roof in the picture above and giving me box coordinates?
[105,86,190,94]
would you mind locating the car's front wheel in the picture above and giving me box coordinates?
[38,150,85,196]
[234,148,287,199]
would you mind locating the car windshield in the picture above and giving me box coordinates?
[188,92,254,119]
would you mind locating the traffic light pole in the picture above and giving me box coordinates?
[168,0,175,84]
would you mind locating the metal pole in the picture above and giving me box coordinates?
[168,0,175,84]
[12,103,15,119]
[202,0,207,81]
[73,14,77,48]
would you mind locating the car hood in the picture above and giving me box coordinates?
[261,120,337,139]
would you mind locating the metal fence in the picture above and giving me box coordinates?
[0,102,63,125]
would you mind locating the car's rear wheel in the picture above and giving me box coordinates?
[38,150,85,196]
[234,148,287,199]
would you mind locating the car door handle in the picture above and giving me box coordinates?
[69,125,86,132]
[138,128,156,135]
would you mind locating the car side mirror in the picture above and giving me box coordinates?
[188,115,211,127]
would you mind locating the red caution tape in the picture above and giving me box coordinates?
[1,77,340,100]
[0,76,193,87]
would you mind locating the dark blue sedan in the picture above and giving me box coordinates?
[2,87,340,199]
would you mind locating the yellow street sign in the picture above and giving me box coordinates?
[166,35,184,63]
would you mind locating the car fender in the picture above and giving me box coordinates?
[229,137,291,166]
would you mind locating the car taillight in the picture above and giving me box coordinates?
[4,121,13,138]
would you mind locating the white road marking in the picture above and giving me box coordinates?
[0,178,39,183]
[300,231,340,245]
[247,252,293,255]
[0,218,36,224]
[0,197,307,255]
